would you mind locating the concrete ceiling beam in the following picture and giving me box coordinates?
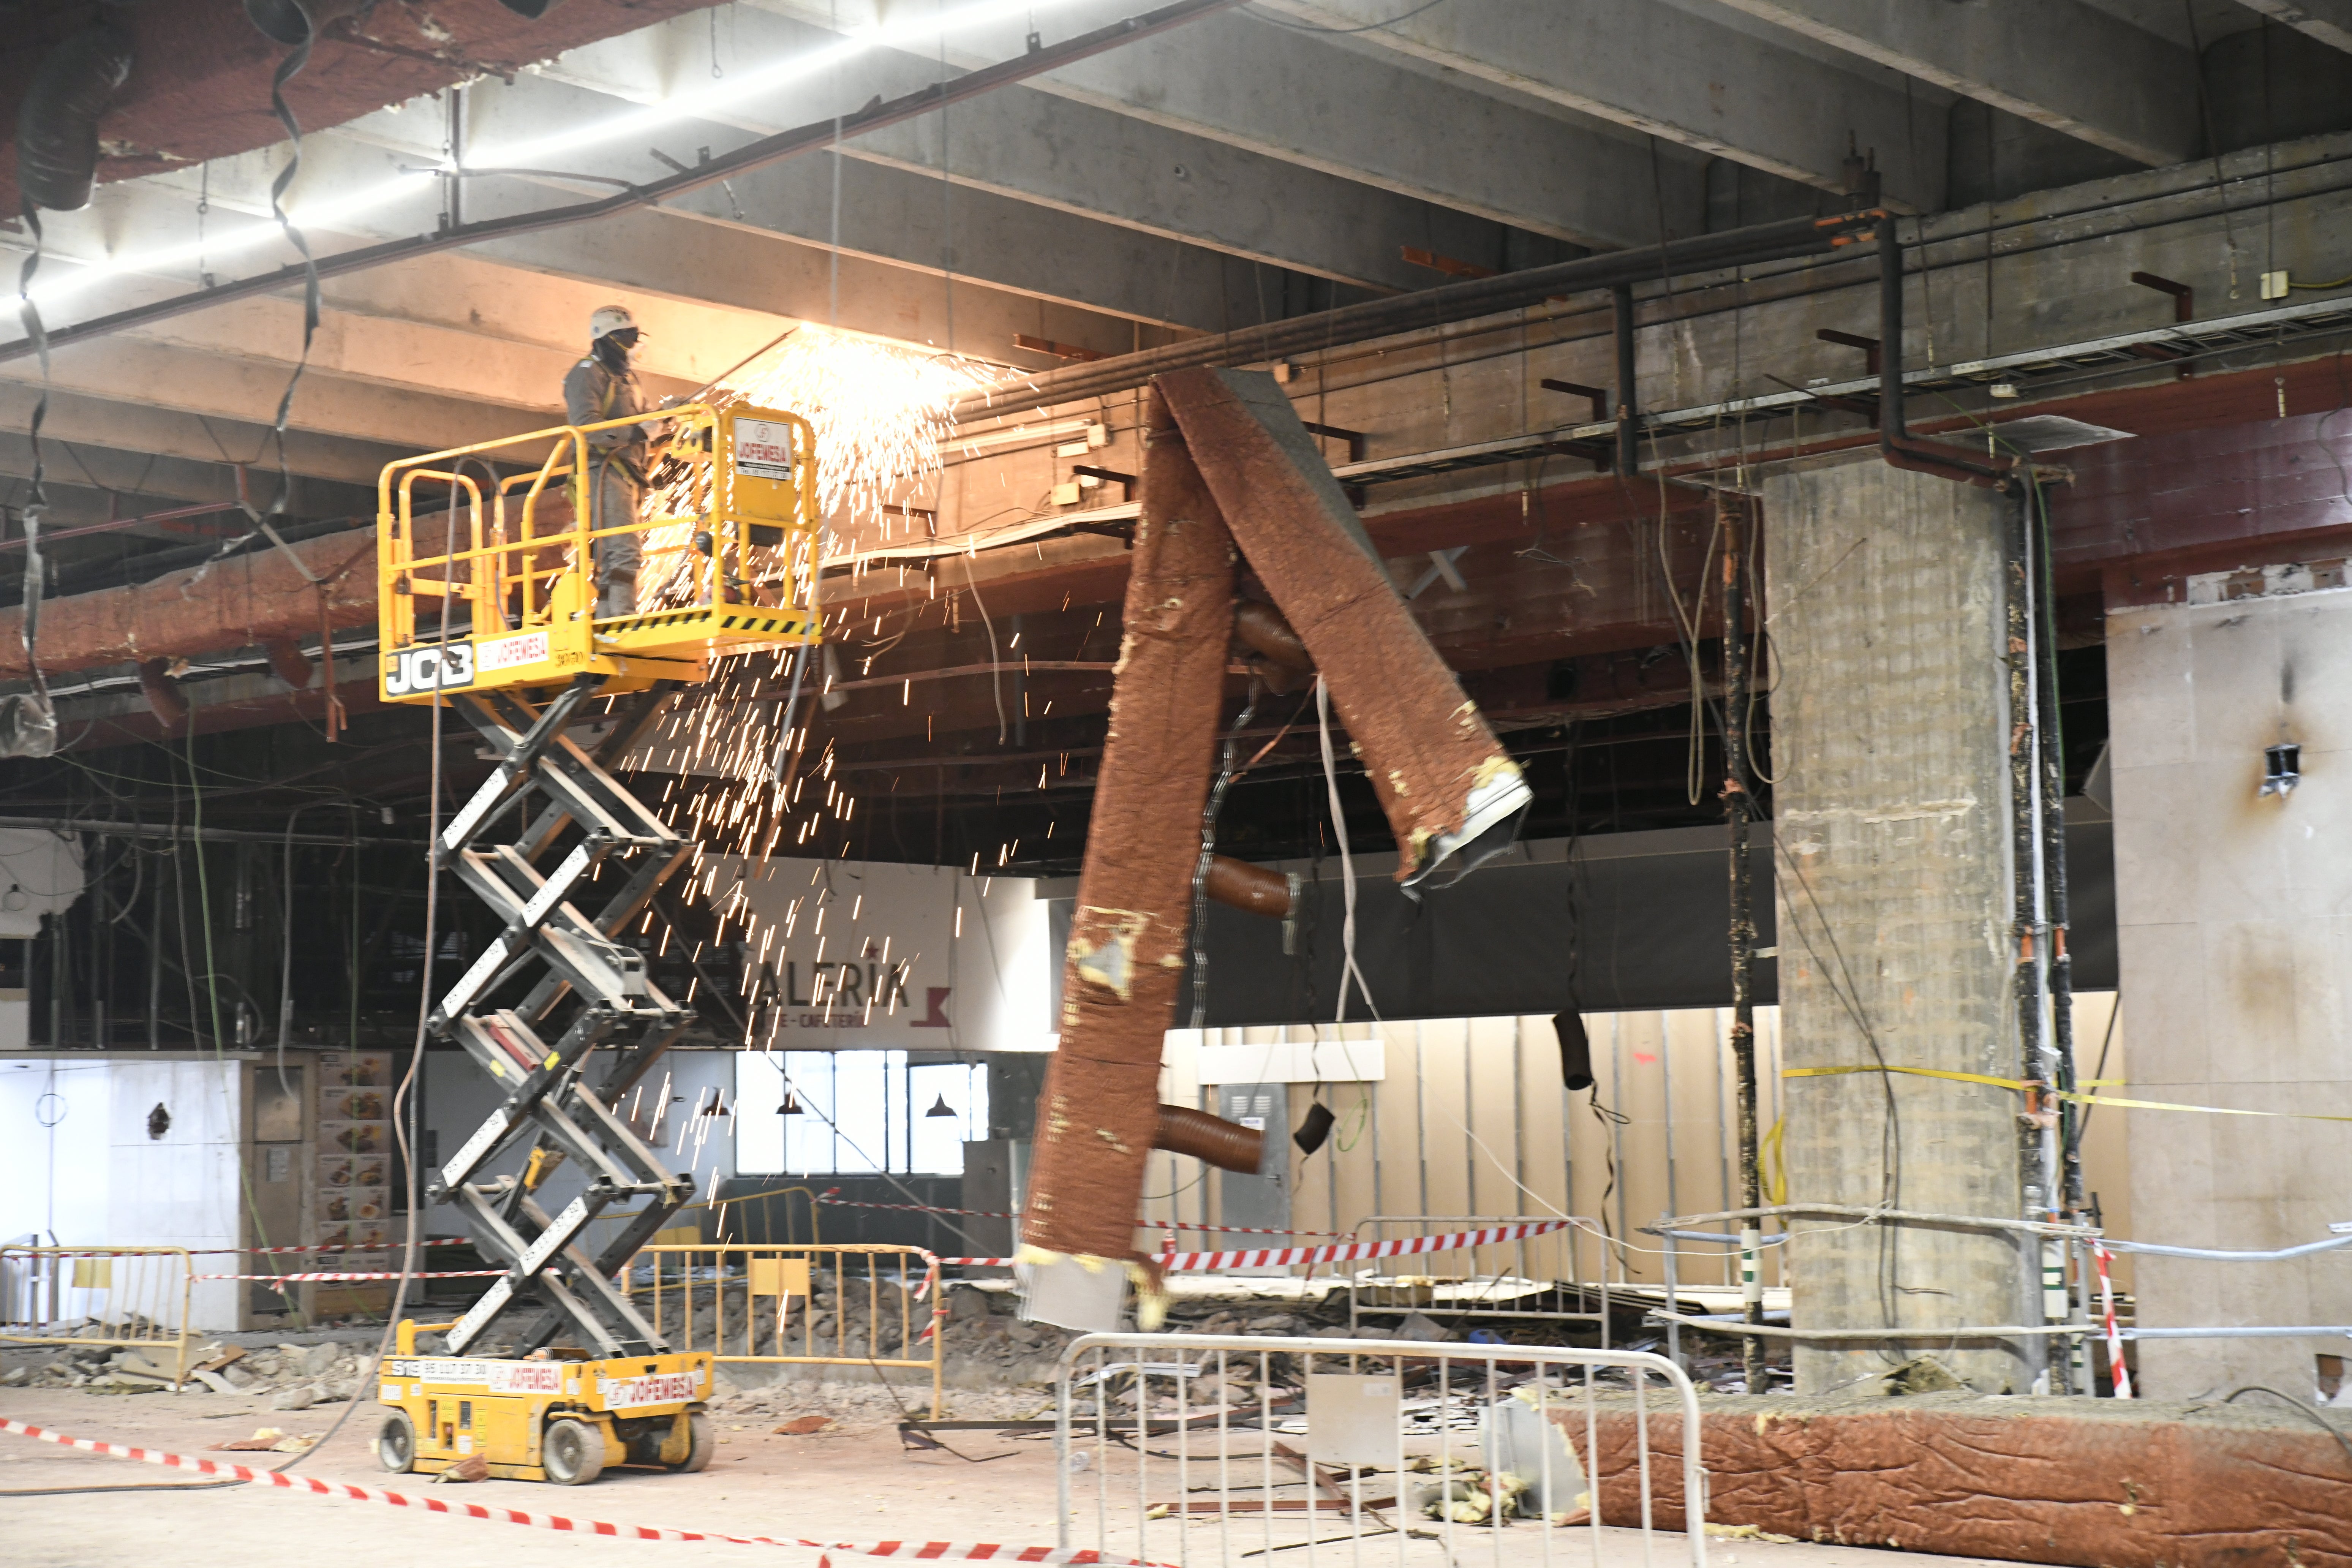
[51,130,1174,363]
[0,433,376,520]
[0,475,212,535]
[0,335,554,457]
[533,5,1553,290]
[1248,0,1947,210]
[1712,0,2199,166]
[753,0,1708,250]
[0,385,407,491]
[2235,0,2352,55]
[452,141,1278,333]
[338,68,1310,325]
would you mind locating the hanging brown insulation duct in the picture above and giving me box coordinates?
[1161,367,1530,887]
[1018,368,1528,1330]
[15,13,135,213]
[1018,385,1238,1330]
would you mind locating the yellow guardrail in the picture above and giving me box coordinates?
[0,1247,200,1383]
[376,400,822,701]
[631,1243,945,1418]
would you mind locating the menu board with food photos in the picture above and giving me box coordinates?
[315,1053,394,1271]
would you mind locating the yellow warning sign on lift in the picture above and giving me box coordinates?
[376,401,822,701]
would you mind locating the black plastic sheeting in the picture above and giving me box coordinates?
[1053,818,2116,1028]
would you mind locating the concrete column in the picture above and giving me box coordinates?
[2107,579,2352,1399]
[1762,457,2041,1396]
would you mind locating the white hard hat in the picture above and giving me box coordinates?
[589,304,643,340]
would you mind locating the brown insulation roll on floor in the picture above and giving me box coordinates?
[1559,1392,2352,1566]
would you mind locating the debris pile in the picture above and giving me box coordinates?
[5,1337,373,1403]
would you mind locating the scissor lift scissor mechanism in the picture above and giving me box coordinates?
[368,404,824,1482]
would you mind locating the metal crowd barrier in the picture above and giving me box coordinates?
[1056,1332,1708,1568]
[1342,1216,1611,1336]
[0,1246,200,1381]
[631,1243,944,1416]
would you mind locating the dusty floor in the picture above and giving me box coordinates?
[0,1377,2032,1568]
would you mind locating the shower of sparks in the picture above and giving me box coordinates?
[606,328,995,1013]
[733,329,994,541]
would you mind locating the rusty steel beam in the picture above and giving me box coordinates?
[1019,386,1236,1322]
[1159,367,1529,885]
[0,525,377,681]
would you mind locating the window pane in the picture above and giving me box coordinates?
[734,1051,786,1175]
[906,1063,987,1174]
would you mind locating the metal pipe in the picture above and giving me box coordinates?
[1671,1202,2086,1238]
[2098,1233,2352,1261]
[959,212,1881,422]
[2035,479,2084,1223]
[1720,493,1763,1392]
[1651,1228,1790,1247]
[2023,476,2079,1393]
[0,814,411,847]
[1612,285,1641,476]
[2003,475,2057,1390]
[1654,1307,2088,1340]
[1875,216,2015,487]
[2124,1325,2352,1338]
[0,501,246,553]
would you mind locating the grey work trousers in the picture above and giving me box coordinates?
[586,458,643,619]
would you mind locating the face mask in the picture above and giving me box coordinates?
[594,333,634,371]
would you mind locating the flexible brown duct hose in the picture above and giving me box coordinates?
[1204,855,1291,918]
[1153,1105,1265,1174]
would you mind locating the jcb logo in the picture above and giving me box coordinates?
[384,643,474,697]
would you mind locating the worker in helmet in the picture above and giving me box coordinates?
[564,305,666,620]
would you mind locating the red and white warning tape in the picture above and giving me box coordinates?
[930,1220,1573,1275]
[33,1241,469,1258]
[1157,1218,1572,1273]
[2090,1240,2132,1399]
[194,1270,508,1284]
[814,1190,1350,1239]
[0,1418,1162,1565]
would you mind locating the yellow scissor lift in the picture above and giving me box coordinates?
[371,402,822,1483]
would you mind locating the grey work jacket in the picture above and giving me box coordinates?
[562,356,658,484]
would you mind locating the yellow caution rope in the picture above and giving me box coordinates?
[1783,1064,2352,1121]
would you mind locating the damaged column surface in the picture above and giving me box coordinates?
[1761,456,2039,1395]
[1019,369,1530,1331]
[1159,367,1530,885]
[1018,386,1239,1330]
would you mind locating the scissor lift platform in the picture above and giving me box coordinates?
[377,400,823,702]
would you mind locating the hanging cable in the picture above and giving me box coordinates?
[1315,678,1377,1025]
[1185,680,1260,1028]
[6,206,61,759]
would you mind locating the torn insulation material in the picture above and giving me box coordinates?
[1017,386,1235,1322]
[1156,367,1529,886]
